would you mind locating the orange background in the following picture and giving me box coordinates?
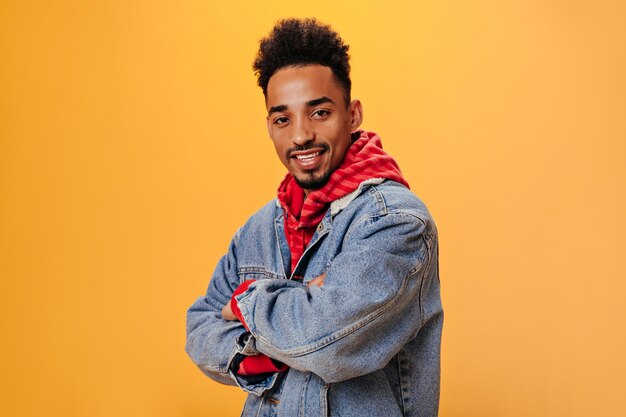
[1,1,625,416]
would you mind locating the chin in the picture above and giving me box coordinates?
[294,170,332,190]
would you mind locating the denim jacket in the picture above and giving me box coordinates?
[186,179,443,417]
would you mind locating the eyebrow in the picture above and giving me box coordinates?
[268,104,287,116]
[307,96,334,107]
[267,96,335,116]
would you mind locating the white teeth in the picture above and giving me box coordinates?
[296,151,320,161]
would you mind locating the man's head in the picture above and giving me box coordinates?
[253,18,352,105]
[253,18,363,193]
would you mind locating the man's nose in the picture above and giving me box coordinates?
[291,117,314,145]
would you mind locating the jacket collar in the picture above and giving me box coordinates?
[275,177,386,218]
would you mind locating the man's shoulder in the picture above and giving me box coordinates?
[237,198,280,231]
[228,198,280,250]
[340,180,436,227]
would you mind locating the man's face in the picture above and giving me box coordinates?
[266,64,362,193]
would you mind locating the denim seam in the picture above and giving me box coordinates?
[299,373,312,417]
[398,349,412,415]
[320,383,329,417]
[236,290,257,333]
[368,185,388,215]
[237,267,283,280]
[273,216,289,279]
[254,394,263,417]
[289,228,330,280]
[396,354,407,415]
[418,235,429,324]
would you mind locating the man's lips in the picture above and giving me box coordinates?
[294,150,321,161]
[289,147,327,160]
[289,148,326,170]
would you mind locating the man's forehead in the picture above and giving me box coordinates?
[265,65,341,109]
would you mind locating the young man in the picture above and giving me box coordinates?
[186,18,443,417]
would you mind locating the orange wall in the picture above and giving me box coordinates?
[1,1,625,416]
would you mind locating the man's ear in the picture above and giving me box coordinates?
[349,99,363,131]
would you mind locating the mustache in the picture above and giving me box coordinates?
[287,142,329,157]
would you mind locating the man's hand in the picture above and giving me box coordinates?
[307,272,327,288]
[221,300,237,321]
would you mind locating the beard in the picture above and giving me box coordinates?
[293,168,333,190]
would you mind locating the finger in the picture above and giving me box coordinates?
[221,300,237,320]
[307,273,327,287]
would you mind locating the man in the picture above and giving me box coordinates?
[186,18,443,417]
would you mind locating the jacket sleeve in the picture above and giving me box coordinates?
[185,231,282,395]
[235,211,439,383]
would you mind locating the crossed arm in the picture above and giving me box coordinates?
[187,211,431,386]
[220,274,327,377]
[221,273,326,321]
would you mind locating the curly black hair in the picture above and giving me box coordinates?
[253,18,351,105]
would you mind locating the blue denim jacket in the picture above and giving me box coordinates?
[186,179,443,417]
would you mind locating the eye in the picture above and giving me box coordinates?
[273,116,290,125]
[312,109,330,119]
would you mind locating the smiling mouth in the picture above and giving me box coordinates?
[289,146,327,159]
[289,147,327,170]
[295,151,321,162]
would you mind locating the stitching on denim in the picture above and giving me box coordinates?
[417,234,430,323]
[320,383,329,417]
[368,185,388,215]
[237,267,283,280]
[274,217,289,279]
[399,349,414,414]
[290,228,330,280]
[396,354,407,415]
[299,373,312,417]
[254,394,263,417]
